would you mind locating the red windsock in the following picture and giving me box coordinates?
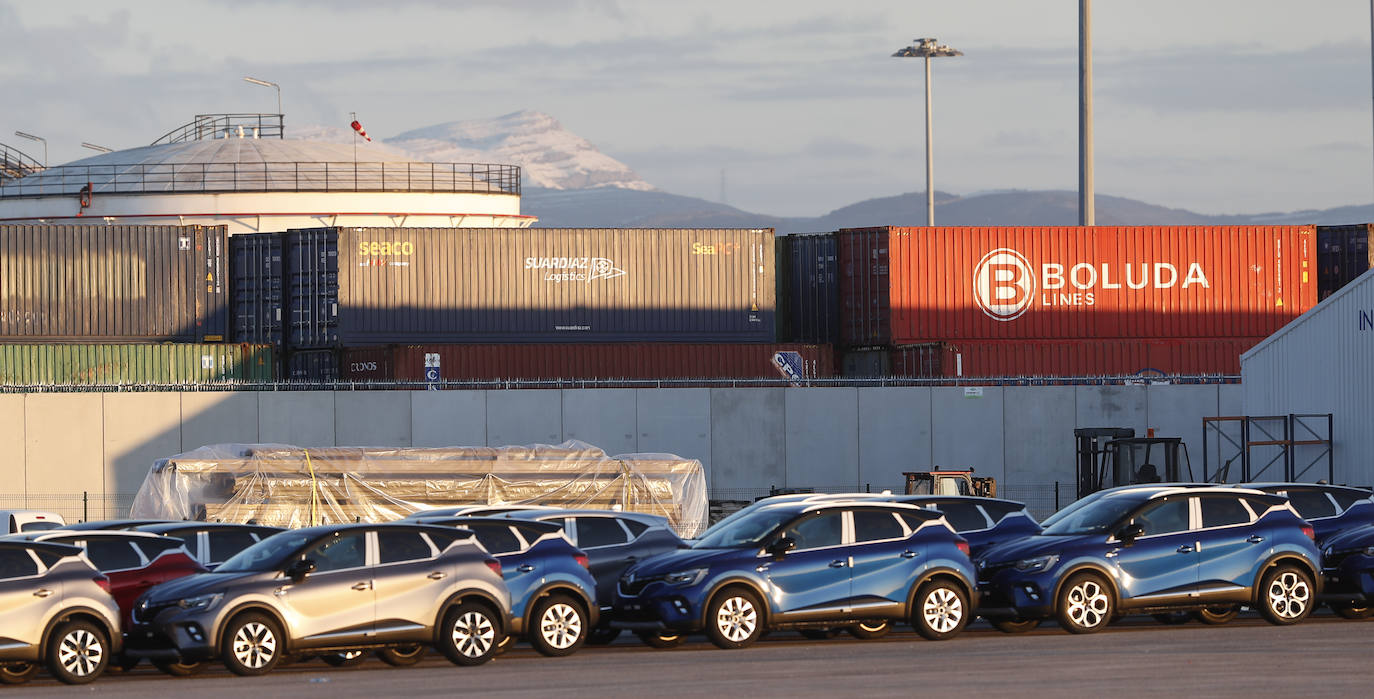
[350,119,371,142]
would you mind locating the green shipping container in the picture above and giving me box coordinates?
[0,344,275,386]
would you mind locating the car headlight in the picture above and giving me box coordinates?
[1365,546,1374,556]
[1324,546,1334,557]
[176,593,223,612]
[664,568,707,586]
[1014,554,1060,573]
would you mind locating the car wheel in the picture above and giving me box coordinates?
[636,631,686,648]
[586,627,621,645]
[1259,565,1314,625]
[1193,605,1241,625]
[1152,612,1191,625]
[912,579,970,641]
[705,588,764,650]
[1056,573,1114,634]
[1331,601,1373,620]
[849,621,892,640]
[989,617,1041,633]
[153,659,207,676]
[377,645,426,667]
[529,594,587,657]
[0,662,39,685]
[322,650,367,668]
[221,612,284,676]
[46,619,110,685]
[437,602,500,666]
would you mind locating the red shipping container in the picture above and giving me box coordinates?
[838,226,1316,344]
[340,344,835,383]
[936,337,1262,378]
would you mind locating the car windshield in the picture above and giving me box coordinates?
[692,508,797,548]
[1040,494,1150,536]
[215,530,315,573]
[1039,492,1108,529]
[20,521,63,532]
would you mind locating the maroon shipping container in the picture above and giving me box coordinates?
[842,338,1258,378]
[340,344,834,382]
[0,224,229,342]
[838,226,1317,344]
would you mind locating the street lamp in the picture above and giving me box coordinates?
[81,142,112,153]
[243,76,282,115]
[893,38,962,227]
[13,130,46,167]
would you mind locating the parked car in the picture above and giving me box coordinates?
[611,500,977,649]
[1236,483,1374,544]
[886,496,1042,557]
[1318,523,1374,619]
[124,523,511,676]
[976,485,1322,634]
[132,522,284,570]
[60,519,172,531]
[0,540,123,685]
[419,517,597,656]
[401,505,555,520]
[0,510,66,534]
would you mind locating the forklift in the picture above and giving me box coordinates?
[1074,428,1193,499]
[903,468,997,498]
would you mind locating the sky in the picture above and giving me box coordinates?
[2,0,1372,217]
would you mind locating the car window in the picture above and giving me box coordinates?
[1285,490,1337,519]
[423,529,469,553]
[376,530,434,564]
[1329,490,1371,512]
[852,510,907,542]
[1200,496,1252,528]
[937,503,991,532]
[780,511,844,550]
[0,549,39,579]
[158,528,198,550]
[622,519,650,538]
[1131,498,1191,536]
[135,538,186,561]
[208,529,260,564]
[465,524,523,554]
[979,502,1026,524]
[303,532,367,572]
[896,512,933,532]
[576,518,629,548]
[83,538,144,571]
[20,521,63,532]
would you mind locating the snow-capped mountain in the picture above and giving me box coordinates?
[387,111,654,191]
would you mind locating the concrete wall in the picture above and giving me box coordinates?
[0,384,1249,507]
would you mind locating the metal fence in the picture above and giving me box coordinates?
[0,493,137,524]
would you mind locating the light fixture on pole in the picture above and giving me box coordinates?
[81,142,112,153]
[243,76,282,115]
[893,38,962,226]
[14,130,46,167]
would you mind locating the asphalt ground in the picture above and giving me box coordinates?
[14,612,1372,697]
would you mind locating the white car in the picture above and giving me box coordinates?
[1,510,66,534]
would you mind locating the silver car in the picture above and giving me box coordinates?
[0,541,123,685]
[124,523,511,676]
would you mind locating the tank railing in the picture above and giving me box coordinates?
[0,161,521,196]
[151,114,285,145]
[0,142,45,183]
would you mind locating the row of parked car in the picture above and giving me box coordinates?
[1,481,1371,685]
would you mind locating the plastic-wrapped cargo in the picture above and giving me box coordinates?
[129,441,709,537]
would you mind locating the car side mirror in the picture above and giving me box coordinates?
[1115,524,1145,546]
[287,558,316,583]
[768,537,796,559]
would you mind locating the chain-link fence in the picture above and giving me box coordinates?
[0,493,137,524]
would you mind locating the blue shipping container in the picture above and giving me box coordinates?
[780,233,840,345]
[230,233,284,349]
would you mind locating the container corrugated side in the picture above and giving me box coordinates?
[882,225,1316,341]
[937,338,1262,377]
[1316,224,1372,300]
[0,343,274,385]
[286,349,339,381]
[324,227,775,344]
[0,224,229,342]
[286,229,339,349]
[230,233,284,349]
[781,233,840,345]
[340,343,833,382]
[837,227,891,347]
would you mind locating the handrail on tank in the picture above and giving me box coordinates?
[0,142,45,183]
[151,114,286,145]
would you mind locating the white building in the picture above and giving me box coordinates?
[0,115,533,234]
[1241,268,1374,486]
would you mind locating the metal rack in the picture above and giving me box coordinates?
[1203,414,1333,483]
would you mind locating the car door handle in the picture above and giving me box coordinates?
[829,560,847,568]
[1177,545,1195,554]
[900,550,919,559]
[33,588,54,598]
[351,581,372,591]
[427,571,447,580]
[1247,535,1265,544]
[517,564,536,573]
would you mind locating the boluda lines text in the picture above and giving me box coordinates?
[524,256,627,283]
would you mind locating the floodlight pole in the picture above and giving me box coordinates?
[1080,0,1094,226]
[243,76,282,116]
[894,38,962,226]
[13,130,46,167]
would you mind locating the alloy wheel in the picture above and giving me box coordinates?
[922,587,964,634]
[716,595,758,643]
[1266,570,1311,619]
[232,622,278,669]
[539,602,584,651]
[1064,579,1111,630]
[453,610,496,658]
[57,628,104,678]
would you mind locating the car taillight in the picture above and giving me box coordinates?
[574,553,590,570]
[93,575,111,593]
[485,559,503,578]
[956,540,970,557]
[1301,525,1315,541]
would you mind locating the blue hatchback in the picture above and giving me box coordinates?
[611,500,977,649]
[977,486,1321,633]
[887,496,1042,557]
[1317,523,1374,619]
[421,516,597,657]
[1237,483,1374,545]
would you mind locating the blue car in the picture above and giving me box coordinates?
[1237,483,1374,545]
[611,500,977,649]
[888,496,1042,557]
[421,517,597,657]
[977,485,1321,634]
[1317,523,1374,619]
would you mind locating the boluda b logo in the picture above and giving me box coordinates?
[973,248,1035,321]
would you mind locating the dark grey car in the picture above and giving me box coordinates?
[124,523,511,676]
[0,541,123,685]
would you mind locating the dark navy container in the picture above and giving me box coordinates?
[778,233,840,345]
[230,233,284,350]
[285,228,339,349]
